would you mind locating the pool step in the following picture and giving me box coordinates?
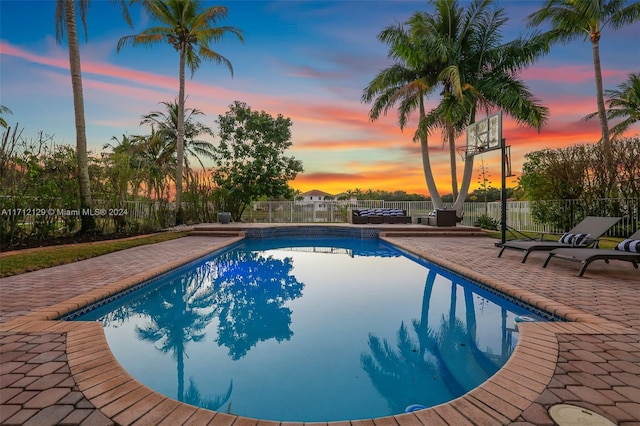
[380,229,486,238]
[377,224,485,238]
[188,227,245,238]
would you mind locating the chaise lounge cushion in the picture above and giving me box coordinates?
[558,232,591,246]
[615,239,640,252]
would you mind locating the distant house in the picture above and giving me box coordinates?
[294,190,358,221]
[298,190,335,202]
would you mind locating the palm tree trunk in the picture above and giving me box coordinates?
[451,108,478,217]
[451,154,475,216]
[175,47,186,225]
[592,39,610,148]
[419,97,443,208]
[592,38,616,193]
[448,125,458,200]
[64,0,95,234]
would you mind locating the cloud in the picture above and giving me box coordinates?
[284,64,343,80]
[521,64,629,83]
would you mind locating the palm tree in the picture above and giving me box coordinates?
[135,130,177,201]
[584,72,640,138]
[117,0,244,224]
[361,20,444,207]
[364,0,549,213]
[527,0,640,181]
[55,0,131,234]
[140,100,216,174]
[0,105,12,129]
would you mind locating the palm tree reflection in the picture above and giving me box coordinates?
[362,269,513,412]
[98,246,303,410]
[133,262,222,404]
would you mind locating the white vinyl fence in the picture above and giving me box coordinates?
[243,198,637,236]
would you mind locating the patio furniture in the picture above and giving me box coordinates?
[543,229,640,276]
[497,216,622,263]
[351,208,411,224]
[425,209,458,227]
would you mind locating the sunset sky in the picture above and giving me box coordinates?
[1,0,639,197]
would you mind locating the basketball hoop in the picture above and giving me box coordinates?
[457,145,485,160]
[465,112,502,155]
[456,146,469,161]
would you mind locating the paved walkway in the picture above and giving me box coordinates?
[1,231,639,425]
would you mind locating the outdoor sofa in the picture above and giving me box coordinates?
[351,208,411,224]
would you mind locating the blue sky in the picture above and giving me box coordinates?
[1,0,639,195]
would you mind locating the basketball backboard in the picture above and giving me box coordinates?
[465,112,502,156]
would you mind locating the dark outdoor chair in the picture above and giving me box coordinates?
[543,229,640,277]
[497,216,622,263]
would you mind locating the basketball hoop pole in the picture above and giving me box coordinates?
[501,137,507,245]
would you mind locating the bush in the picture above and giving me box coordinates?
[474,214,499,230]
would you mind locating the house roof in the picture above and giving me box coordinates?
[300,189,334,197]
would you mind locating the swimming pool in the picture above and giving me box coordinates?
[72,236,550,422]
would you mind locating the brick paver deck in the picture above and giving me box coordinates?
[1,229,639,425]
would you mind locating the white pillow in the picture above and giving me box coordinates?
[558,232,573,244]
[558,232,591,246]
[615,239,640,253]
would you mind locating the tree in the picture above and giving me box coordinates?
[584,72,640,139]
[363,0,549,215]
[211,101,304,221]
[361,18,444,208]
[117,0,244,224]
[55,0,131,234]
[141,100,215,173]
[0,105,12,129]
[520,147,589,202]
[527,0,640,182]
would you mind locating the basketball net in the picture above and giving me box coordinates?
[457,145,485,161]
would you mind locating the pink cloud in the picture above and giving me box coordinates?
[521,64,629,83]
[0,41,264,107]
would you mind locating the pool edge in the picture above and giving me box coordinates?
[2,231,636,425]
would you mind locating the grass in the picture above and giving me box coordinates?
[0,231,188,277]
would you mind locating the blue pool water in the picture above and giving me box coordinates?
[73,236,549,422]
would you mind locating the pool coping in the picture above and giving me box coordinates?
[1,231,637,425]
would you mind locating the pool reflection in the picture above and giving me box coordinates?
[362,269,514,413]
[88,247,303,411]
[77,237,535,421]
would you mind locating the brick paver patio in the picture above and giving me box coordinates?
[1,229,639,425]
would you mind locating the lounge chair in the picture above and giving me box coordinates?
[543,229,640,277]
[497,216,621,263]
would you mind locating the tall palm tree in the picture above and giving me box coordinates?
[364,0,549,213]
[117,0,244,224]
[362,20,444,207]
[527,0,640,181]
[55,0,131,234]
[415,0,550,212]
[584,72,640,138]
